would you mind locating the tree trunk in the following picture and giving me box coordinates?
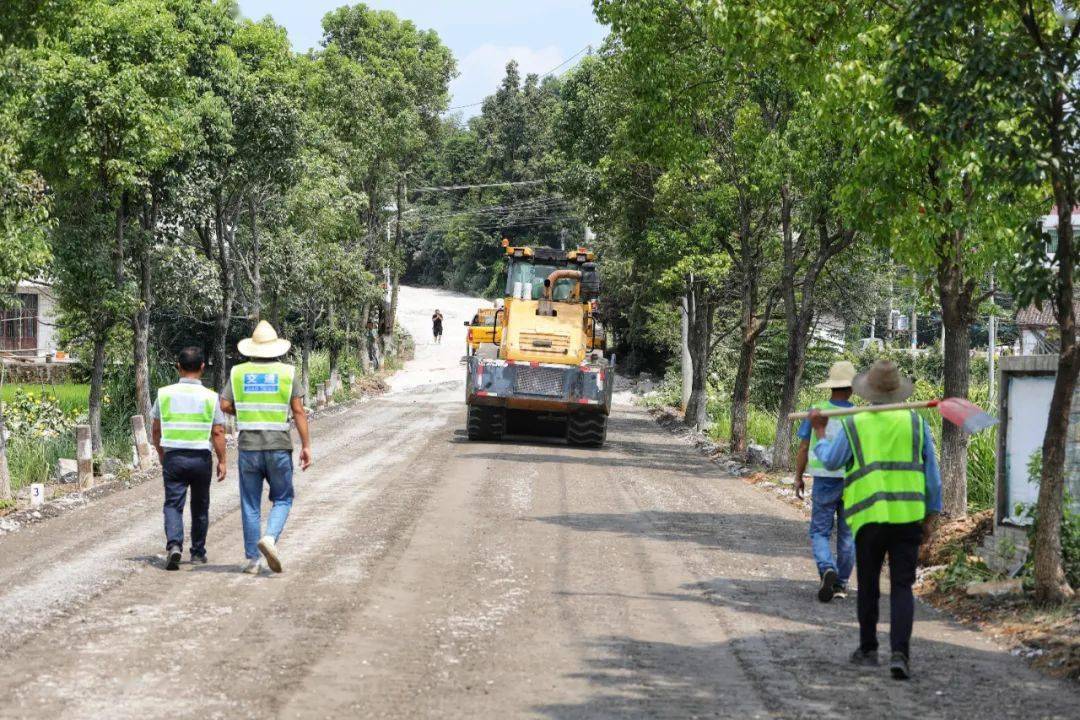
[358,304,372,373]
[684,283,710,429]
[1033,190,1078,603]
[937,240,973,518]
[730,331,757,453]
[132,201,154,421]
[328,301,340,383]
[384,175,403,353]
[773,331,808,469]
[249,196,262,319]
[0,386,12,500]
[211,203,234,392]
[680,292,692,412]
[88,335,107,454]
[301,322,313,398]
[772,186,802,469]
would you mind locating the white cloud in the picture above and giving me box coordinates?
[450,44,565,113]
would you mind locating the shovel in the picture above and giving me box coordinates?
[787,398,998,434]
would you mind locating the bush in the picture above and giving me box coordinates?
[1018,452,1080,591]
[2,388,80,440]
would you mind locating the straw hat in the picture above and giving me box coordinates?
[852,359,914,404]
[814,360,857,389]
[237,320,291,359]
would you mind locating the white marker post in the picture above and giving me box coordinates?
[76,425,93,490]
[29,483,44,508]
[131,414,155,470]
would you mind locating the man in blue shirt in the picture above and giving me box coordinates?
[810,360,942,680]
[795,361,857,603]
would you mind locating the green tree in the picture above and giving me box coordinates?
[892,0,1079,599]
[28,0,196,450]
[817,5,1033,514]
[318,3,455,348]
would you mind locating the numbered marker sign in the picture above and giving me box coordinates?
[30,483,45,508]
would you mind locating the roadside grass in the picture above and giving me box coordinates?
[6,435,77,489]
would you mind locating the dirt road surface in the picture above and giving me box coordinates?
[0,286,1075,719]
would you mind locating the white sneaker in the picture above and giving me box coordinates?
[257,536,282,573]
[242,558,262,575]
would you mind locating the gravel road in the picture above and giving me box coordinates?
[0,285,1075,719]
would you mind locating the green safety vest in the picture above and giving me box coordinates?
[841,409,928,538]
[231,361,294,432]
[158,382,218,450]
[806,400,846,479]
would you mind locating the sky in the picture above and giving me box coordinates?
[236,1,608,115]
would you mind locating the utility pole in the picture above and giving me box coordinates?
[910,306,918,351]
[988,273,997,401]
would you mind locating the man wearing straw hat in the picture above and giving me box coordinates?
[220,321,312,575]
[794,361,857,603]
[809,359,941,680]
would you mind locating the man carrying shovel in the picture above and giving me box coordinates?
[808,360,941,681]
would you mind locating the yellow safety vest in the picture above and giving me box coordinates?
[806,400,846,479]
[230,362,294,432]
[158,382,218,450]
[841,409,928,538]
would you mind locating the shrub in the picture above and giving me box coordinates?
[2,388,79,440]
[1018,452,1080,591]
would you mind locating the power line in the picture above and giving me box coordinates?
[445,44,592,112]
[539,45,591,79]
[411,179,549,193]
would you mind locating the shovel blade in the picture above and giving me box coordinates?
[939,397,998,434]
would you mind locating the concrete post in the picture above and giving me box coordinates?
[131,415,154,470]
[76,425,93,489]
[316,382,327,408]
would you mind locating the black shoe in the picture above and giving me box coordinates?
[890,651,911,680]
[850,648,879,667]
[165,546,182,571]
[190,553,208,565]
[818,569,838,602]
[832,584,848,599]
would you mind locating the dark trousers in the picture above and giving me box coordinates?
[855,521,922,657]
[162,449,212,556]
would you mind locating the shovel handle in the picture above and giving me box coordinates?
[787,399,937,421]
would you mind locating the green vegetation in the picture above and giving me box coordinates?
[1,384,88,416]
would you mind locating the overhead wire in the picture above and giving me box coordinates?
[444,44,592,112]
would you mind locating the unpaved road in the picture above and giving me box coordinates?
[0,286,1075,719]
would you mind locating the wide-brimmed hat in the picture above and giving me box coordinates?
[852,359,914,404]
[238,320,291,359]
[814,360,856,389]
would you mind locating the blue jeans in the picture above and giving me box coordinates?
[809,476,854,585]
[238,450,294,560]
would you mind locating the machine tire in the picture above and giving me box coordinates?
[567,413,607,447]
[467,405,506,441]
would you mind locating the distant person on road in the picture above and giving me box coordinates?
[794,361,856,603]
[432,309,443,344]
[366,320,381,370]
[809,360,941,681]
[220,321,312,575]
[150,346,227,571]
